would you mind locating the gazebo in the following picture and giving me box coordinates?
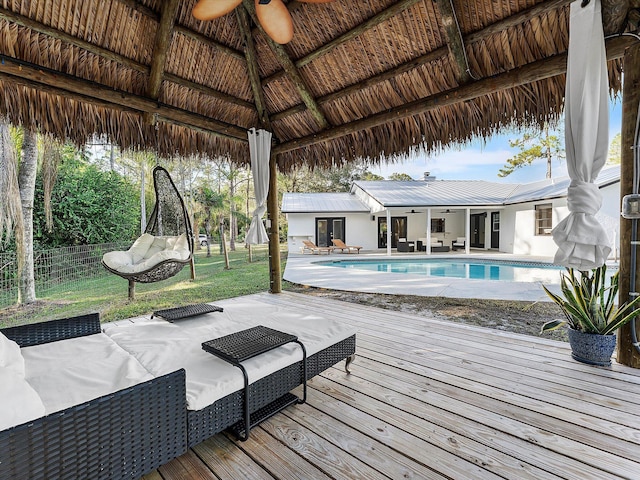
[1,0,639,366]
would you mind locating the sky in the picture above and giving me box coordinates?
[372,100,623,184]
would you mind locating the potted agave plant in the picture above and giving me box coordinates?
[541,265,640,366]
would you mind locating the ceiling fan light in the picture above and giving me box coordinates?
[192,0,242,21]
[256,0,294,44]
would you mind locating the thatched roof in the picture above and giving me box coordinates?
[0,0,637,170]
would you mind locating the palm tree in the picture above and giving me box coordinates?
[0,121,37,304]
[194,186,229,268]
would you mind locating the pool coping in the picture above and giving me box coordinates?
[283,251,569,302]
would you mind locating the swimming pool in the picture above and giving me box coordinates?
[320,258,566,283]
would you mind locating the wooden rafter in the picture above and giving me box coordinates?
[0,7,254,111]
[147,0,180,99]
[271,0,573,123]
[434,0,471,84]
[241,0,329,130]
[602,0,632,34]
[236,6,272,131]
[272,35,634,155]
[0,55,248,142]
[146,0,180,125]
[262,0,421,86]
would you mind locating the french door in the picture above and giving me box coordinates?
[378,216,407,248]
[316,217,345,247]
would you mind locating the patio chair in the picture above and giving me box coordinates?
[397,238,415,253]
[302,240,333,254]
[332,239,362,253]
[102,166,195,299]
[452,237,466,250]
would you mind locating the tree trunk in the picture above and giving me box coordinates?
[17,129,37,304]
[229,173,236,251]
[204,219,212,257]
[221,216,230,269]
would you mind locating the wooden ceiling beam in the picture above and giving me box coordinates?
[262,0,421,86]
[0,55,248,142]
[0,7,254,111]
[434,0,471,84]
[237,6,272,131]
[242,0,329,130]
[272,35,634,155]
[602,0,631,34]
[147,0,180,105]
[271,0,572,122]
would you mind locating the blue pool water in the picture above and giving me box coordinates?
[320,258,567,283]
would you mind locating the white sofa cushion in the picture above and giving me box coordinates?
[129,233,156,263]
[22,333,153,414]
[0,367,46,430]
[102,234,190,274]
[0,331,25,377]
[103,299,357,411]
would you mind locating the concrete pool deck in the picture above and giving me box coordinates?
[283,251,567,302]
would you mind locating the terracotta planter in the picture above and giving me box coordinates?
[567,328,617,367]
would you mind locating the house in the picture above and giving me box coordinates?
[281,166,621,257]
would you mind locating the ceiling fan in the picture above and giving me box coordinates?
[192,0,333,45]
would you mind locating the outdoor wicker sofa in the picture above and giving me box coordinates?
[1,306,356,477]
[0,314,187,480]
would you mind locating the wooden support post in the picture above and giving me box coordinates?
[617,41,640,368]
[128,279,135,301]
[267,152,282,293]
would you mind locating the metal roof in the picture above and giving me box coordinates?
[281,193,370,213]
[504,165,621,204]
[283,166,620,211]
[351,180,519,207]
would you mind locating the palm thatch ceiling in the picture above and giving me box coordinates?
[0,0,638,170]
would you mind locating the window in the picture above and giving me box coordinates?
[535,204,552,236]
[431,218,445,233]
[492,212,500,232]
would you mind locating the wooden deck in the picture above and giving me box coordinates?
[144,292,640,480]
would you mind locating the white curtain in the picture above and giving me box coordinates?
[245,128,271,244]
[552,0,610,269]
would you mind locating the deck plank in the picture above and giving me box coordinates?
[145,292,640,479]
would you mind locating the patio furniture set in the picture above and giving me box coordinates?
[302,239,362,254]
[398,237,467,252]
[0,303,356,479]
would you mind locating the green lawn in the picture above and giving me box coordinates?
[0,245,286,327]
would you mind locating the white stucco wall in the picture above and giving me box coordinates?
[286,212,379,251]
[500,182,620,257]
[285,182,620,256]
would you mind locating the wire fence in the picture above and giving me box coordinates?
[0,241,271,312]
[0,242,130,309]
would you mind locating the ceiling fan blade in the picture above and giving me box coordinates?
[256,0,294,44]
[192,0,242,20]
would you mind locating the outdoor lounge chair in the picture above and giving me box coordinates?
[452,237,466,250]
[1,304,356,477]
[332,239,362,253]
[0,314,187,480]
[302,240,333,254]
[397,238,415,252]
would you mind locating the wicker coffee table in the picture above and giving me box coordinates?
[202,326,307,441]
